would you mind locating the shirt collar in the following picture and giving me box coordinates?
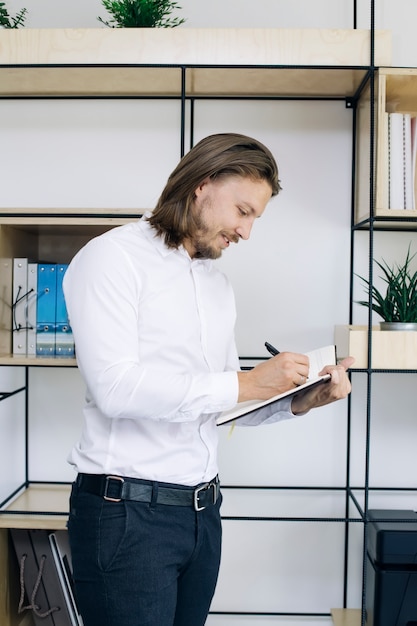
[139,213,212,270]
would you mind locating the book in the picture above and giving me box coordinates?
[411,115,417,209]
[10,528,57,626]
[49,531,83,626]
[9,260,73,357]
[11,528,81,626]
[55,264,74,357]
[387,112,416,210]
[216,345,336,426]
[12,258,29,355]
[26,262,38,355]
[29,529,76,626]
[0,257,12,354]
[36,263,57,357]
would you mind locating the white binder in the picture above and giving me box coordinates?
[26,262,38,355]
[12,258,28,355]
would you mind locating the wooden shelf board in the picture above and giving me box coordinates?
[0,66,373,98]
[331,609,361,626]
[0,28,392,98]
[355,208,417,228]
[374,208,417,218]
[0,207,143,216]
[0,354,77,366]
[0,484,70,530]
[0,28,391,67]
[0,216,137,229]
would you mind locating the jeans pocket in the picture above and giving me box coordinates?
[98,500,128,572]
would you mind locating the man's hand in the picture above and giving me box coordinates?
[291,356,355,414]
[237,351,310,403]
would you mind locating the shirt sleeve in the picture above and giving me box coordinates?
[63,236,239,423]
[231,396,296,426]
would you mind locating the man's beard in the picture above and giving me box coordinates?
[192,237,222,260]
[190,203,222,260]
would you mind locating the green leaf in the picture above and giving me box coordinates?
[0,1,27,27]
[98,0,186,28]
[355,243,417,323]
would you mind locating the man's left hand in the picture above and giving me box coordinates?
[291,356,355,415]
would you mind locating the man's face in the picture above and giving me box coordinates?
[185,175,273,259]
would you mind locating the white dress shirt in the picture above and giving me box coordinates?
[63,215,295,486]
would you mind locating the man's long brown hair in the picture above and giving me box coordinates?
[147,133,281,249]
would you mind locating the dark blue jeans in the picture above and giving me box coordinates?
[68,479,222,626]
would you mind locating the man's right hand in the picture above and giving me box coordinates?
[237,352,310,403]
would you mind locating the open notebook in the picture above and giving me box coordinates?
[217,345,336,426]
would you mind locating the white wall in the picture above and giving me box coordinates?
[1,2,417,625]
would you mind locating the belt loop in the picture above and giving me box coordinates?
[150,481,158,508]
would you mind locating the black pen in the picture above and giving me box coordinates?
[265,341,280,357]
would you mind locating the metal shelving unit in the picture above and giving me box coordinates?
[1,7,412,624]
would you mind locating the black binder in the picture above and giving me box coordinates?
[10,528,55,626]
[10,528,81,626]
[49,531,83,626]
[366,509,417,626]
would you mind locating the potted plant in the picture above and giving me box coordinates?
[356,244,417,330]
[0,1,27,28]
[98,0,186,28]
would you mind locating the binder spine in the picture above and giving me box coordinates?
[36,264,57,357]
[12,258,29,355]
[27,262,38,356]
[387,112,416,210]
[0,258,13,355]
[29,529,77,626]
[11,529,82,626]
[10,528,56,626]
[55,264,74,357]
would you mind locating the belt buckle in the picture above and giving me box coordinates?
[193,479,217,512]
[103,475,124,502]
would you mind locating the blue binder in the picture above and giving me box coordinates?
[27,262,38,355]
[55,264,74,357]
[36,264,57,357]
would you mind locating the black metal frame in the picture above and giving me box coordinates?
[348,1,417,623]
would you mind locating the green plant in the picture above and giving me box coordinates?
[356,244,417,323]
[98,0,185,28]
[0,1,27,27]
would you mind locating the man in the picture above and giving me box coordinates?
[63,133,353,626]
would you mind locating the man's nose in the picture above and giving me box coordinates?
[236,221,253,240]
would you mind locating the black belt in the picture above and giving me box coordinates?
[76,473,220,512]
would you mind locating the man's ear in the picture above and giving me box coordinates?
[194,177,211,198]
